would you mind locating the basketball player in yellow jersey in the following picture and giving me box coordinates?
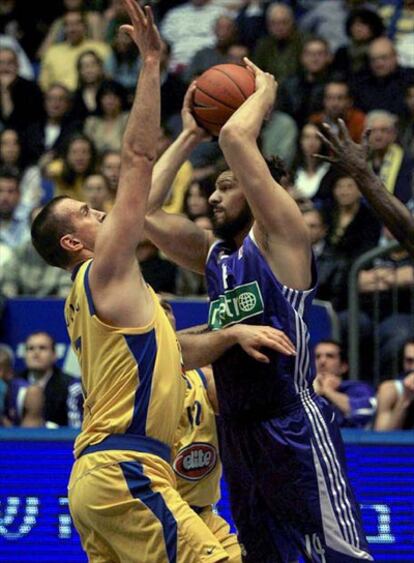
[30,2,231,561]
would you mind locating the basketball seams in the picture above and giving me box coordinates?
[213,67,250,101]
[194,84,238,111]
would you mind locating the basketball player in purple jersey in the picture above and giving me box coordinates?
[144,61,372,562]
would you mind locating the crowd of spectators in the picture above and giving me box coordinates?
[0,0,413,427]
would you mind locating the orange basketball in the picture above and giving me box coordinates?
[191,64,256,136]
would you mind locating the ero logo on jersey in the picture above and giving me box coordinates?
[173,443,217,481]
[208,281,264,330]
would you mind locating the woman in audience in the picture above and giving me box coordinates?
[291,122,333,207]
[182,177,214,221]
[0,128,42,210]
[105,28,140,101]
[45,132,97,200]
[84,79,129,155]
[70,50,106,122]
[332,8,385,78]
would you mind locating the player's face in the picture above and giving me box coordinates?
[25,333,56,372]
[315,343,346,379]
[209,171,252,239]
[58,197,106,254]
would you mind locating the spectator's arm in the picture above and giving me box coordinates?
[320,386,351,416]
[374,380,413,431]
[21,386,45,428]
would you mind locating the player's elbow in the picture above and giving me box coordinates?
[123,142,157,167]
[219,123,252,148]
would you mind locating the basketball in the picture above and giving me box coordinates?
[191,64,256,136]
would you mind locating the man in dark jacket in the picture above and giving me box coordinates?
[18,331,77,426]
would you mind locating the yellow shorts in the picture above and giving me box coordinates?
[68,447,229,563]
[197,507,242,563]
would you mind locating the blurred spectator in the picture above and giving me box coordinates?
[183,177,214,220]
[0,343,13,424]
[298,0,349,53]
[84,79,129,155]
[313,339,376,428]
[104,26,139,99]
[0,34,34,80]
[24,83,81,168]
[37,0,104,59]
[184,14,239,83]
[137,238,177,294]
[0,0,43,60]
[0,166,30,248]
[81,172,113,212]
[70,50,106,122]
[0,46,44,133]
[332,7,385,78]
[302,206,328,258]
[39,9,111,92]
[350,37,414,115]
[398,82,414,158]
[253,3,304,83]
[45,132,97,200]
[291,122,333,204]
[18,331,77,427]
[375,338,414,430]
[160,0,226,74]
[235,0,270,51]
[160,42,187,130]
[277,37,333,127]
[0,206,72,304]
[0,128,43,210]
[226,42,250,65]
[309,79,366,142]
[100,148,120,196]
[366,110,414,203]
[357,226,414,379]
[260,110,298,167]
[102,0,129,43]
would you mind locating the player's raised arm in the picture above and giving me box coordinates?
[317,120,414,257]
[87,1,162,324]
[144,83,215,274]
[218,58,311,290]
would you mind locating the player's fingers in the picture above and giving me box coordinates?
[258,335,295,356]
[243,57,260,73]
[321,122,342,148]
[316,130,337,154]
[183,82,196,108]
[123,0,145,26]
[337,118,351,142]
[361,127,371,152]
[265,330,295,354]
[119,24,134,39]
[144,5,155,28]
[313,153,337,164]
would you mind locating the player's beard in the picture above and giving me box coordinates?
[212,202,253,240]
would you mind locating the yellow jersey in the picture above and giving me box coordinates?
[172,368,221,508]
[65,259,186,459]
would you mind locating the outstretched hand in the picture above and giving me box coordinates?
[181,82,212,142]
[120,0,162,60]
[243,57,277,113]
[314,119,371,176]
[232,324,296,363]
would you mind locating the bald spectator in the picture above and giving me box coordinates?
[351,37,414,115]
[24,83,82,166]
[277,37,333,127]
[160,0,226,74]
[0,47,43,133]
[309,80,366,142]
[366,110,414,203]
[39,10,111,92]
[253,3,304,83]
[184,14,239,83]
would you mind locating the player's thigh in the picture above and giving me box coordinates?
[199,507,242,563]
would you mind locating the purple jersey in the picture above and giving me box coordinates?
[336,381,376,429]
[206,232,317,420]
[205,232,372,562]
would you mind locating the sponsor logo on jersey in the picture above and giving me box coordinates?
[173,443,217,481]
[208,281,264,330]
